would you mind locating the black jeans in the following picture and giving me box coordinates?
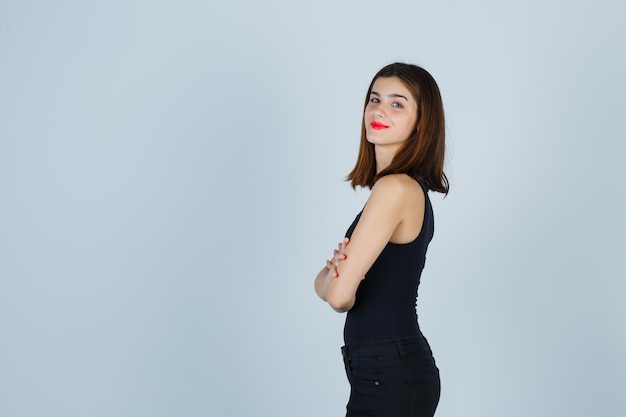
[341,336,440,417]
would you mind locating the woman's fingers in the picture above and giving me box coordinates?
[339,238,350,256]
[326,238,351,279]
[333,248,345,261]
[326,259,338,277]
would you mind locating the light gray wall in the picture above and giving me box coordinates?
[1,1,624,416]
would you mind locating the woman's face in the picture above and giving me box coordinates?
[364,76,418,150]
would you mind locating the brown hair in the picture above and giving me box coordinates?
[346,63,449,194]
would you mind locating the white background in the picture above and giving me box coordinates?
[1,1,625,416]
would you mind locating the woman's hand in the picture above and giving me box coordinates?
[314,238,350,302]
[326,237,350,278]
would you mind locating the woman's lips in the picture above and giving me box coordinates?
[370,121,389,130]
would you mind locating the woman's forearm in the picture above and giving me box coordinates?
[315,266,355,312]
[314,266,331,301]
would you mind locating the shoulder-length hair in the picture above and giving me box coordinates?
[346,63,449,194]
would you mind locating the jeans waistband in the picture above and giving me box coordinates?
[341,336,432,359]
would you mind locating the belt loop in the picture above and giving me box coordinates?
[395,340,407,358]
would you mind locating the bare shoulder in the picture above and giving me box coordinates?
[370,174,425,243]
[372,173,414,190]
[371,174,422,202]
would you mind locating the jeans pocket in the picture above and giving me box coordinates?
[346,356,382,415]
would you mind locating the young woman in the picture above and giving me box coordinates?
[314,63,448,417]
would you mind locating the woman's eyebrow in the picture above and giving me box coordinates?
[389,93,409,101]
[370,91,409,101]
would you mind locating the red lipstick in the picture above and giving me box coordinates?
[370,121,389,130]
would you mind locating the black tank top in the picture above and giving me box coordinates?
[343,180,434,344]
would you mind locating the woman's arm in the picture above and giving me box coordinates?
[314,266,331,302]
[324,175,414,312]
[314,239,349,302]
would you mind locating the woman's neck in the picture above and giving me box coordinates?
[374,145,400,174]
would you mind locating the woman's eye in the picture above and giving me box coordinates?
[392,102,403,108]
[370,98,380,103]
